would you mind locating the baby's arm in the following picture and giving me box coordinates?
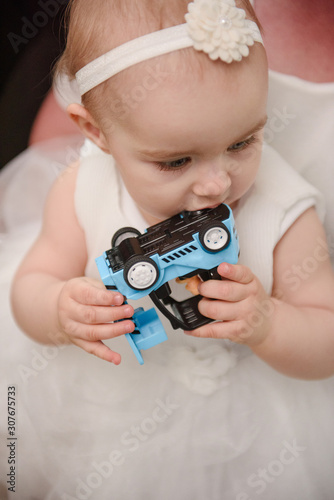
[187,207,334,379]
[10,163,135,365]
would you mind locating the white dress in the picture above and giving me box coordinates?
[1,135,333,500]
[265,70,334,265]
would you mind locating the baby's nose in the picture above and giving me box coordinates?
[192,164,231,198]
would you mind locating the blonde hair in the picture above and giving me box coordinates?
[55,0,262,123]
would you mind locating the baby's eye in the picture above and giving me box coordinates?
[228,135,257,153]
[156,157,191,171]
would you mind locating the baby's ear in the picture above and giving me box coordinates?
[67,103,110,153]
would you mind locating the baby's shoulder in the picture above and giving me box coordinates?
[49,160,81,203]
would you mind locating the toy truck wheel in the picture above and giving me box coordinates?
[199,222,230,252]
[124,256,160,291]
[112,227,141,248]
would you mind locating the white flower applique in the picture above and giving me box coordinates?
[185,0,259,63]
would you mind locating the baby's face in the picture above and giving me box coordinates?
[101,46,268,226]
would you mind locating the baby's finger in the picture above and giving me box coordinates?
[198,297,241,321]
[198,278,249,302]
[185,319,250,343]
[71,278,125,306]
[65,318,135,342]
[217,263,254,284]
[73,338,122,364]
[70,302,134,325]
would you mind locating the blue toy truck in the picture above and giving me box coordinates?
[96,204,239,364]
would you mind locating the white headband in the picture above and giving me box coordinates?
[76,0,263,96]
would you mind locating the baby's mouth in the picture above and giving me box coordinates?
[193,202,223,212]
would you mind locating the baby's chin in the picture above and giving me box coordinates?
[137,206,167,227]
[137,204,183,226]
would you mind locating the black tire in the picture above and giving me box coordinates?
[124,255,160,291]
[199,222,230,252]
[112,227,141,248]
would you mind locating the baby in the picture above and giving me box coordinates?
[8,1,334,497]
[11,0,334,379]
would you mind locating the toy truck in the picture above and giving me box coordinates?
[96,204,239,364]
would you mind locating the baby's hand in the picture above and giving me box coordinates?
[186,262,274,346]
[57,277,135,364]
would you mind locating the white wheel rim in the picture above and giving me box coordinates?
[203,227,228,250]
[128,262,157,289]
